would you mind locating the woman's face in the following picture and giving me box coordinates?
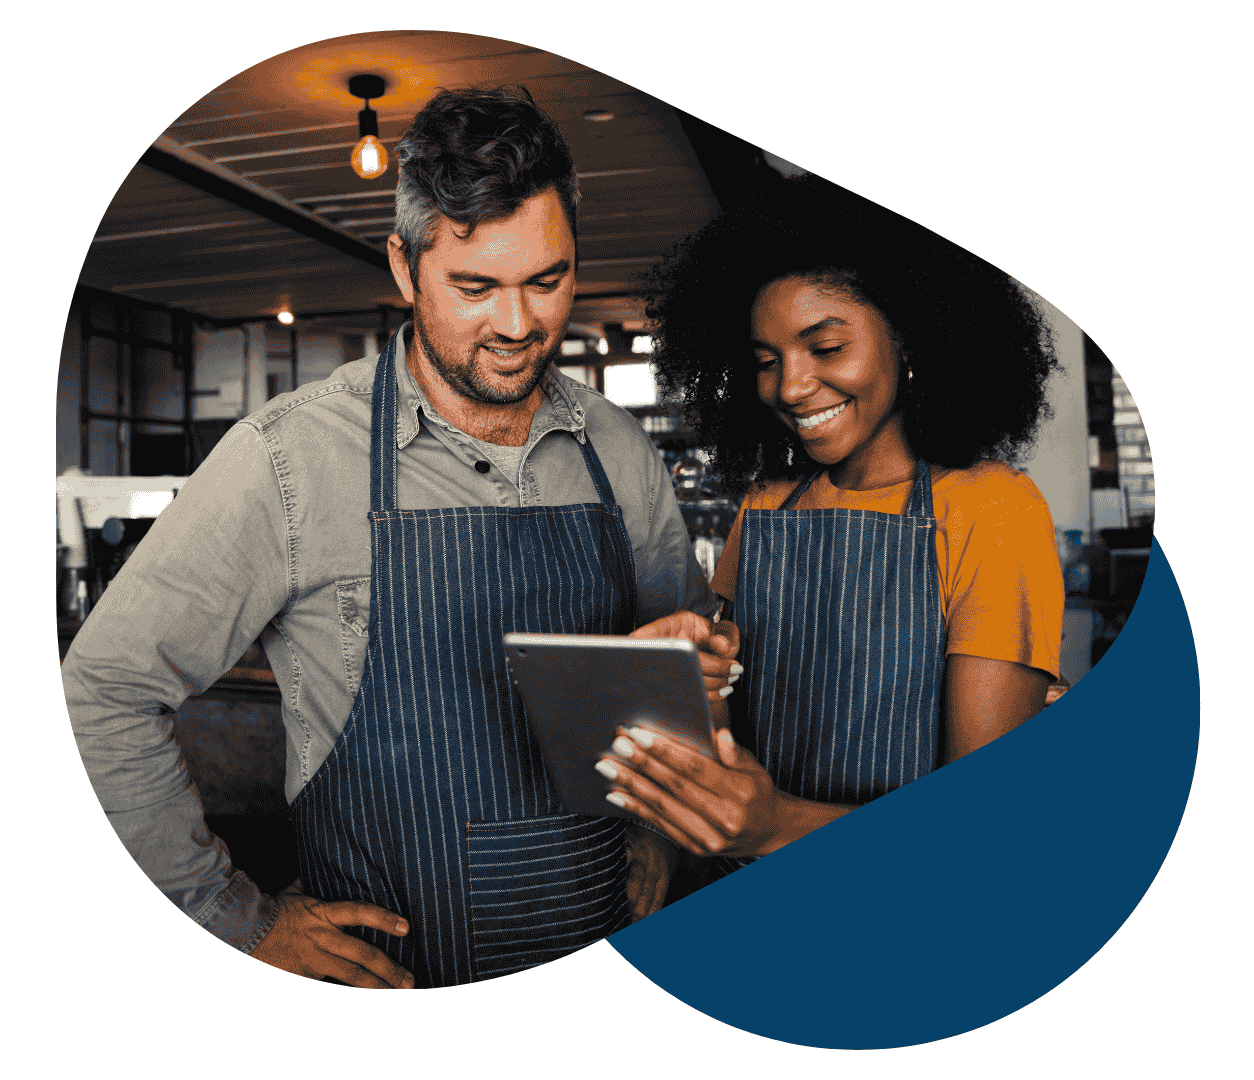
[752,276,915,488]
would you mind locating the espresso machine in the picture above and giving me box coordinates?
[56,471,189,624]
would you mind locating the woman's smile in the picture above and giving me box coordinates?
[793,400,848,430]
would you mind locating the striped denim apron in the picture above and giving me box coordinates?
[290,337,636,986]
[716,462,945,876]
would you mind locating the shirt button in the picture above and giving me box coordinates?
[475,460,491,474]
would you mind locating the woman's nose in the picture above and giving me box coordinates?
[778,354,818,404]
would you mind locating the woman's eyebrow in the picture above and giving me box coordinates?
[750,316,849,348]
[798,316,849,338]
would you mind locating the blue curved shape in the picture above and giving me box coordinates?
[609,540,1198,1048]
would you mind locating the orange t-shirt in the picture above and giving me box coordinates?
[711,461,1063,678]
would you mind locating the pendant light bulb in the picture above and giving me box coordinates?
[351,134,388,180]
[348,74,389,181]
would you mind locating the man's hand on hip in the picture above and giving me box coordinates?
[624,823,678,921]
[251,892,416,988]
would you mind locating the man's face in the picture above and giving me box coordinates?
[387,188,576,407]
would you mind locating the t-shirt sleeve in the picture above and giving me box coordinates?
[942,473,1064,679]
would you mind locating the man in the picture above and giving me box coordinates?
[63,87,736,989]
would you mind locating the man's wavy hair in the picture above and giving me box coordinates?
[643,175,1060,500]
[393,85,579,281]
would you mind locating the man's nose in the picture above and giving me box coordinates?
[490,288,536,341]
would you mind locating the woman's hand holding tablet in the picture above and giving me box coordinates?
[602,726,852,858]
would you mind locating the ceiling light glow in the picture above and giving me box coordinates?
[351,135,388,180]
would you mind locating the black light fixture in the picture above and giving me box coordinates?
[349,74,388,180]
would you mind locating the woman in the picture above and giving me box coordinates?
[604,177,1065,866]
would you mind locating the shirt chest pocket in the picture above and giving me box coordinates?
[335,577,371,695]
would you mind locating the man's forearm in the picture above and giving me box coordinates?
[105,784,280,951]
[61,422,292,950]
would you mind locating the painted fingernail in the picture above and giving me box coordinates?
[718,685,734,698]
[606,792,627,808]
[627,726,655,748]
[612,735,635,757]
[728,674,740,684]
[395,920,408,935]
[730,663,744,676]
[595,758,619,780]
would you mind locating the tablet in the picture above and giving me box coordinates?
[503,633,715,820]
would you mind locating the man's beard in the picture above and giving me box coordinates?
[413,303,561,406]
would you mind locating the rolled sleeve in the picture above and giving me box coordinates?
[62,422,291,951]
[635,447,717,626]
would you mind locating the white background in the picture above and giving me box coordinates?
[6,2,1248,1075]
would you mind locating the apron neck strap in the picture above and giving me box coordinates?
[905,460,935,517]
[779,470,823,510]
[576,432,619,509]
[370,333,401,513]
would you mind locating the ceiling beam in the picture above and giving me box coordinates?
[140,143,391,273]
[211,136,400,165]
[93,219,258,243]
[671,108,787,212]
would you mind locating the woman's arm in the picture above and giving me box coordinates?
[602,654,1052,858]
[942,654,1051,763]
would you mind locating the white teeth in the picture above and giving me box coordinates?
[796,402,848,430]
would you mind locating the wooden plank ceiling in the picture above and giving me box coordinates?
[77,30,724,336]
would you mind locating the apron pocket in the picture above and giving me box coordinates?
[467,814,630,981]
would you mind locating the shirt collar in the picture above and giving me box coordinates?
[389,322,586,449]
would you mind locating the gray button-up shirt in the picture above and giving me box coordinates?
[62,331,714,953]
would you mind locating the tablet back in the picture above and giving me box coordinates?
[504,634,715,819]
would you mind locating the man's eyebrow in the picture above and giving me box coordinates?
[444,259,572,286]
[529,258,571,280]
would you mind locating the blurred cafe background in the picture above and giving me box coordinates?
[54,30,1154,896]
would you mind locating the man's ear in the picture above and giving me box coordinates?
[387,234,416,303]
